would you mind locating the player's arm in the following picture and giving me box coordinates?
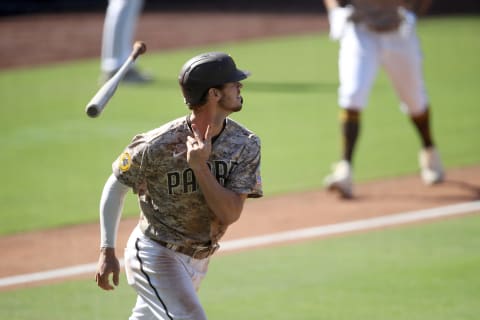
[191,162,248,226]
[323,0,352,40]
[95,174,129,290]
[323,0,340,10]
[187,124,247,226]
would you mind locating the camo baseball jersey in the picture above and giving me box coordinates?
[113,115,262,248]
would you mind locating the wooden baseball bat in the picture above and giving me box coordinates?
[85,41,147,118]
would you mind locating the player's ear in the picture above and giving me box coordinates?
[208,88,222,100]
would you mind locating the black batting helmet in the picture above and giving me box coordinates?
[178,52,250,107]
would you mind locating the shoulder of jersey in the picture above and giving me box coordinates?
[142,116,188,145]
[226,118,257,137]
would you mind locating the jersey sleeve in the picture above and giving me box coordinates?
[112,134,150,194]
[226,134,263,198]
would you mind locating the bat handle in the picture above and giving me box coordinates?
[131,41,147,60]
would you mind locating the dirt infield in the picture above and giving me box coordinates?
[1,12,479,291]
[0,12,327,69]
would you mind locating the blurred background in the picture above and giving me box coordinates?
[2,0,480,15]
[0,2,479,319]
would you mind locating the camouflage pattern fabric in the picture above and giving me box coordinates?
[113,115,262,248]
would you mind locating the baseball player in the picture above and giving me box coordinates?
[94,52,262,319]
[100,0,152,84]
[323,0,444,198]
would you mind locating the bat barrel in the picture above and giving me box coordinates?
[86,104,100,118]
[85,41,147,118]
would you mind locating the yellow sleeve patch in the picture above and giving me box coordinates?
[118,152,132,172]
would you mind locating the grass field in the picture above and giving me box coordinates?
[0,16,479,235]
[0,15,479,319]
[1,213,479,319]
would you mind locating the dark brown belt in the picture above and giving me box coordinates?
[151,238,219,259]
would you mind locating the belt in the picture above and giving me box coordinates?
[151,238,219,259]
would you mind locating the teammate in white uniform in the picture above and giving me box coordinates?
[323,0,443,198]
[95,52,262,319]
[100,0,152,84]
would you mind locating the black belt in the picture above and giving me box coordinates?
[151,238,219,259]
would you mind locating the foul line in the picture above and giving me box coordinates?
[1,201,479,288]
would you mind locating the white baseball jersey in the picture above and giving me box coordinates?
[335,0,429,115]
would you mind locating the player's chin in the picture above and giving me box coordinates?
[220,97,243,112]
[227,97,243,112]
[237,96,244,108]
[233,99,243,112]
[229,105,243,113]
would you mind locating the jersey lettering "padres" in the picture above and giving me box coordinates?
[113,116,262,247]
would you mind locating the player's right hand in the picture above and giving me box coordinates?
[187,124,213,169]
[95,247,120,290]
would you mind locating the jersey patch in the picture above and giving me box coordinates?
[118,152,132,172]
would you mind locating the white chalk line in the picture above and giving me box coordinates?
[1,201,479,288]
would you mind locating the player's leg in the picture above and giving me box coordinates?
[324,24,379,198]
[411,109,444,184]
[124,227,208,320]
[129,296,156,320]
[100,0,151,83]
[339,108,361,164]
[381,23,444,184]
[101,0,137,74]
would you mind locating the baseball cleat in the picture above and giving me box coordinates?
[419,147,444,185]
[324,160,353,198]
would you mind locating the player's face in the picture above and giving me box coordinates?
[218,82,244,112]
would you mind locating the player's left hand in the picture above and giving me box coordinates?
[187,124,212,169]
[95,247,120,291]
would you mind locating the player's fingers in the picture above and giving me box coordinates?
[186,136,197,148]
[191,123,201,141]
[96,271,114,290]
[204,125,213,144]
[102,279,114,290]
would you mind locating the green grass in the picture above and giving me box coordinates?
[203,214,480,320]
[1,213,479,319]
[0,16,479,235]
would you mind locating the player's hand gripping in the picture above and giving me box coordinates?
[187,124,213,169]
[95,247,120,291]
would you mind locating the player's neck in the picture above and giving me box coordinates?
[189,110,226,138]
